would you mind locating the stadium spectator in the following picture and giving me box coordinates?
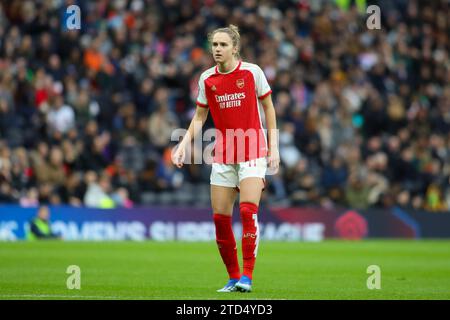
[83,171,115,208]
[345,173,370,209]
[26,205,61,240]
[148,101,180,153]
[46,95,76,136]
[34,146,66,186]
[57,172,84,207]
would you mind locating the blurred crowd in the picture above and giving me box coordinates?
[0,0,449,211]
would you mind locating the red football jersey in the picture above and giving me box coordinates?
[196,61,272,164]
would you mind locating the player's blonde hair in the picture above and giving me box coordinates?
[208,24,241,59]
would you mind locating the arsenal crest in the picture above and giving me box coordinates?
[236,79,244,88]
[211,85,216,91]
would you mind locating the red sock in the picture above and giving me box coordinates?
[240,202,259,280]
[213,214,240,280]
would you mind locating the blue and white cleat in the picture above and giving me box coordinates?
[216,279,239,292]
[235,275,252,292]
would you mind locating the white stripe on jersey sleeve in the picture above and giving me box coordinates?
[196,67,216,106]
[240,62,272,98]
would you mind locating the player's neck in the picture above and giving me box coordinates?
[217,59,239,74]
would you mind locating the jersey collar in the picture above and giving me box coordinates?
[215,60,241,74]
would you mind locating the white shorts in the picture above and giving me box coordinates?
[210,157,267,189]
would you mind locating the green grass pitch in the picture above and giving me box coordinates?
[0,240,449,300]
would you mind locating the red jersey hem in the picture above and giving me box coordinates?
[212,151,268,164]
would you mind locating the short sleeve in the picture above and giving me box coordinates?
[256,66,272,100]
[196,75,208,108]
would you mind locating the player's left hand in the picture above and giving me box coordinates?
[267,148,280,175]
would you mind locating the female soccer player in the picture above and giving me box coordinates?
[172,25,279,292]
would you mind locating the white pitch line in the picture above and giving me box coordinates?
[0,294,280,300]
[0,294,148,299]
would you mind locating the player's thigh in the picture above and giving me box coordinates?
[239,177,264,205]
[211,185,238,216]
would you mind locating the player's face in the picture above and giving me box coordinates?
[211,32,237,64]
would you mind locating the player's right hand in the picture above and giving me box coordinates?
[172,145,186,168]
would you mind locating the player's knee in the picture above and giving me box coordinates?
[239,192,261,205]
[211,198,234,214]
[212,206,233,215]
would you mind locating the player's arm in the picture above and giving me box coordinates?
[261,95,280,173]
[180,106,209,149]
[173,106,209,168]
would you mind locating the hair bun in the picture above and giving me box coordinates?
[229,24,239,34]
